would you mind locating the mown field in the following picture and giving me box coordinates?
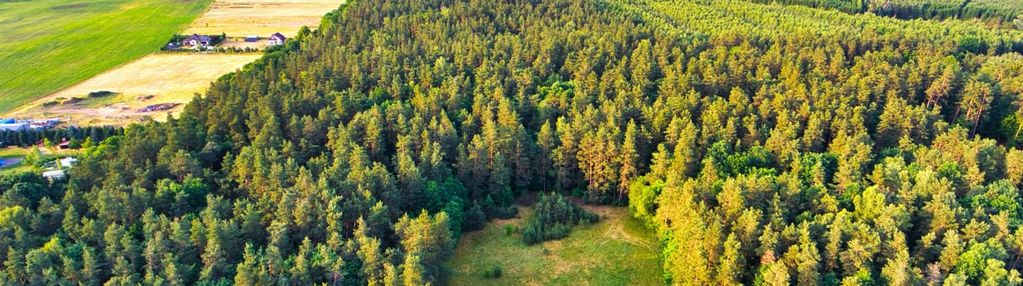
[9,53,261,126]
[447,205,663,286]
[0,0,213,114]
[184,0,342,37]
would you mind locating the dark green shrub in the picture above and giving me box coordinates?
[521,193,598,245]
[482,265,503,279]
[504,224,518,236]
[87,90,116,98]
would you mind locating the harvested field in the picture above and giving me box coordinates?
[5,0,343,126]
[184,0,343,37]
[0,0,213,114]
[10,53,260,126]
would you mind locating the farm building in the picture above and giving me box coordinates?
[42,170,65,181]
[0,118,57,131]
[59,157,77,168]
[0,119,28,131]
[245,35,260,42]
[184,34,214,49]
[268,32,287,46]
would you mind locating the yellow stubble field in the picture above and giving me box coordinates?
[184,0,342,37]
[8,53,261,126]
[4,0,343,126]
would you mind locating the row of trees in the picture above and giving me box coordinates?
[0,126,119,148]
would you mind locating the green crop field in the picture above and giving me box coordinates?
[0,0,213,114]
[447,205,663,285]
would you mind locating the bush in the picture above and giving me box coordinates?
[521,193,598,245]
[87,91,116,98]
[482,265,503,279]
[504,224,518,236]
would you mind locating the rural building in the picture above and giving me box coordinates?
[245,35,260,42]
[0,119,28,131]
[42,170,65,181]
[184,34,214,49]
[59,157,77,168]
[268,32,287,46]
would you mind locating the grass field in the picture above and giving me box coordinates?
[0,148,31,174]
[0,0,213,115]
[447,205,664,286]
[9,53,261,126]
[184,0,343,37]
[0,147,78,175]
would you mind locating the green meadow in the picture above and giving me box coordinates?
[0,0,212,114]
[447,205,664,285]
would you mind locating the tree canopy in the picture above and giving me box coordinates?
[3,0,1023,284]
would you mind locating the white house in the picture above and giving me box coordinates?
[183,34,215,50]
[268,32,287,46]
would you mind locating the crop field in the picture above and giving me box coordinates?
[447,205,663,286]
[8,53,261,126]
[183,0,343,37]
[0,0,213,115]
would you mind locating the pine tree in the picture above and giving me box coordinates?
[619,121,641,201]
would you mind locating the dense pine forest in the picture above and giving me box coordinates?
[746,0,1023,23]
[5,0,1023,285]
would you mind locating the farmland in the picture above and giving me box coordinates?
[0,0,213,114]
[8,53,261,126]
[447,205,663,286]
[3,0,343,127]
[184,0,342,37]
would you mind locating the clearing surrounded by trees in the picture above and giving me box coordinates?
[447,205,662,285]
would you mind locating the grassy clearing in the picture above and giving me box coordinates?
[0,0,213,114]
[0,147,82,175]
[9,53,261,126]
[184,0,343,37]
[0,148,31,174]
[447,205,663,286]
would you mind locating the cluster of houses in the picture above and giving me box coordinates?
[166,34,224,51]
[166,32,287,50]
[0,118,59,131]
